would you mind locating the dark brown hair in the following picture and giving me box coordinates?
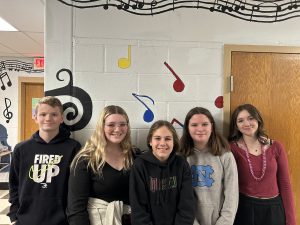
[179,107,229,157]
[228,104,268,142]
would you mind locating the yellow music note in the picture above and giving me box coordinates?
[118,45,131,69]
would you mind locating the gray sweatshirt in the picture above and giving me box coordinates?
[187,148,238,225]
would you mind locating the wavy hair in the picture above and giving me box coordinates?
[146,120,180,153]
[179,107,229,157]
[228,103,268,143]
[71,105,133,175]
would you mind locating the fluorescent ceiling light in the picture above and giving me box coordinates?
[0,17,18,31]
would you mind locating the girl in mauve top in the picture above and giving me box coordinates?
[228,104,296,225]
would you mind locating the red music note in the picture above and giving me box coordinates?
[0,72,12,90]
[171,118,184,127]
[214,96,223,108]
[164,62,185,92]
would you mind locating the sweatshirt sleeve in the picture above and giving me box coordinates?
[275,141,296,225]
[174,158,195,225]
[7,147,21,223]
[215,151,239,225]
[129,159,153,225]
[67,159,91,225]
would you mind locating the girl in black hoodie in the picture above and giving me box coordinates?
[130,120,195,225]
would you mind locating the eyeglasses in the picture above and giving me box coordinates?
[105,122,128,129]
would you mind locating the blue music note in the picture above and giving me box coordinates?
[132,93,155,123]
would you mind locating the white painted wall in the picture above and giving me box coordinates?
[46,1,300,150]
[0,57,43,150]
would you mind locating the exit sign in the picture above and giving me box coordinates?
[33,58,44,70]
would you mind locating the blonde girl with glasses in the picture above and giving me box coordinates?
[67,105,137,225]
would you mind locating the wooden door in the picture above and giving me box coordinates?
[224,47,299,224]
[19,77,44,141]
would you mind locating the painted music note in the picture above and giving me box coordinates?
[164,62,185,92]
[103,0,109,9]
[214,96,223,108]
[132,0,144,9]
[151,0,157,15]
[123,0,131,9]
[288,0,298,10]
[275,5,282,21]
[0,72,12,90]
[118,45,131,69]
[171,118,184,127]
[137,0,144,9]
[234,0,246,11]
[250,5,260,21]
[210,0,219,11]
[132,93,155,123]
[3,98,13,123]
[0,61,4,71]
[117,1,124,9]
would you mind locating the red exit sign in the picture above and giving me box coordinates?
[33,58,44,70]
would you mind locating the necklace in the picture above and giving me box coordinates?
[242,139,267,181]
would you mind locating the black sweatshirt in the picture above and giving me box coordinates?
[8,128,81,225]
[130,150,195,225]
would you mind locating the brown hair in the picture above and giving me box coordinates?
[147,120,180,153]
[180,107,229,157]
[228,103,268,142]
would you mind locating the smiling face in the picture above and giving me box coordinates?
[150,126,174,162]
[104,114,128,145]
[236,109,259,138]
[34,104,64,133]
[188,114,212,149]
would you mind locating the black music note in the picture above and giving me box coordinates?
[132,0,144,9]
[117,1,124,9]
[210,0,219,11]
[0,61,4,71]
[234,0,246,11]
[137,0,144,9]
[124,0,131,10]
[0,72,12,90]
[132,93,155,123]
[103,0,109,9]
[151,0,157,15]
[3,98,13,123]
[288,0,298,10]
[275,5,282,21]
[250,5,260,21]
[221,0,233,12]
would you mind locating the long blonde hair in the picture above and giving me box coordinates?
[71,105,133,175]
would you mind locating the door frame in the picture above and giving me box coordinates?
[18,76,44,142]
[223,44,300,136]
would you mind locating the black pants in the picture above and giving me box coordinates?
[234,194,285,225]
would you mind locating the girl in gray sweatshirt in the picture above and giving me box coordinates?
[180,107,239,225]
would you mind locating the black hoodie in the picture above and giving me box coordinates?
[130,150,195,225]
[8,127,81,225]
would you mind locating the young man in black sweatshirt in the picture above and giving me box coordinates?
[8,96,81,225]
